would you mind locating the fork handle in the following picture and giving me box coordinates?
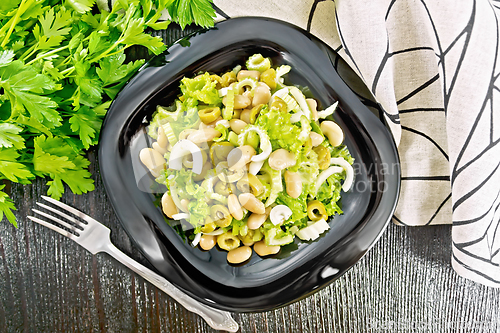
[103,243,239,332]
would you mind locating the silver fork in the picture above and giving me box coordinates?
[27,196,239,332]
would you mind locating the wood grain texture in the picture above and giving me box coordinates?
[1,25,500,333]
[2,154,500,333]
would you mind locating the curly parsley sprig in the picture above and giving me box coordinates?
[0,0,216,226]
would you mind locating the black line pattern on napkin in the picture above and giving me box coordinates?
[401,176,450,181]
[401,126,449,160]
[452,252,500,283]
[426,193,452,225]
[399,107,445,113]
[442,2,475,109]
[396,74,440,105]
[307,0,331,32]
[454,188,500,226]
[212,3,230,19]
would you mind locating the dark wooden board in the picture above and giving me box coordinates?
[1,151,499,332]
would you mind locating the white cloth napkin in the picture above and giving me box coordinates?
[213,0,500,288]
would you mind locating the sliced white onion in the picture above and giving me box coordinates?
[315,166,344,194]
[169,139,204,174]
[275,65,291,85]
[268,87,289,107]
[203,228,225,236]
[330,157,354,192]
[297,115,310,141]
[317,101,338,119]
[215,119,230,128]
[238,126,272,163]
[172,213,190,220]
[296,219,330,241]
[249,160,265,175]
[290,111,303,123]
[191,232,202,247]
[270,205,292,225]
[289,87,311,120]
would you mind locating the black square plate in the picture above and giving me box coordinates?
[99,17,400,312]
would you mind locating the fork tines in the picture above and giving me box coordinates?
[28,196,88,238]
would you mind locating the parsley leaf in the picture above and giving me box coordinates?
[0,0,216,227]
[167,0,216,29]
[0,123,25,149]
[33,135,94,199]
[35,7,73,50]
[0,61,61,127]
[69,106,101,149]
[0,50,15,66]
[67,0,96,14]
[0,148,34,182]
[0,185,17,227]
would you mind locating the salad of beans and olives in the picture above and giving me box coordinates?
[139,54,354,264]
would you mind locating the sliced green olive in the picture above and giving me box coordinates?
[210,141,234,165]
[221,71,237,88]
[192,161,212,182]
[217,232,240,251]
[210,74,223,89]
[211,205,233,227]
[249,104,264,124]
[201,217,217,233]
[270,96,287,113]
[313,145,330,170]
[238,229,263,246]
[198,107,221,124]
[214,180,234,196]
[260,68,276,90]
[236,174,264,197]
[307,200,328,221]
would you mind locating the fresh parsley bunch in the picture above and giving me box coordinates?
[0,0,216,226]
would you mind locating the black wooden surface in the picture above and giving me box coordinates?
[2,152,500,332]
[1,26,500,333]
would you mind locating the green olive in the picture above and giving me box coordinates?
[260,68,276,90]
[182,149,207,169]
[217,232,240,251]
[236,174,264,197]
[214,180,234,196]
[270,96,287,113]
[211,205,233,227]
[236,178,250,194]
[210,74,223,89]
[238,229,263,246]
[249,104,264,124]
[210,142,234,165]
[221,71,237,88]
[307,200,328,221]
[201,217,217,233]
[192,161,212,182]
[313,145,330,170]
[198,107,221,124]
